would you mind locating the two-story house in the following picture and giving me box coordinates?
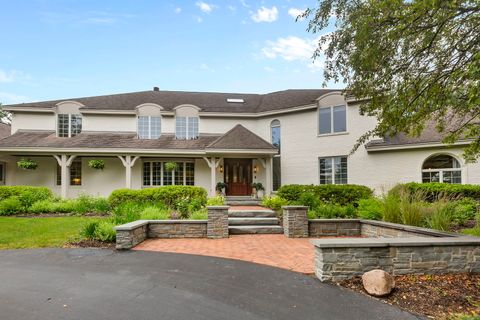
[0,87,478,198]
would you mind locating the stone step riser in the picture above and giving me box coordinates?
[226,201,262,206]
[228,218,279,226]
[229,226,284,235]
[228,211,276,218]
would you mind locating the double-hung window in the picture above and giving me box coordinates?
[175,117,199,140]
[318,105,346,135]
[56,159,82,186]
[57,114,82,137]
[319,156,347,184]
[138,116,161,139]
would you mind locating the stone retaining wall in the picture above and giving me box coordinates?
[148,221,207,238]
[283,206,308,238]
[360,220,454,238]
[308,219,361,237]
[312,237,480,282]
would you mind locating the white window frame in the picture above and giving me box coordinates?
[421,155,462,184]
[137,116,161,139]
[57,114,82,138]
[319,156,348,185]
[318,105,347,136]
[175,116,199,140]
[142,160,195,187]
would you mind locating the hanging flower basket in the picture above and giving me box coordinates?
[164,161,178,172]
[88,159,105,170]
[17,158,38,170]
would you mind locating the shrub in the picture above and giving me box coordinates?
[190,209,208,220]
[73,194,110,214]
[390,182,480,201]
[425,202,452,231]
[139,206,170,220]
[29,200,55,213]
[261,196,289,211]
[381,194,402,224]
[81,221,100,239]
[0,197,23,215]
[357,198,383,220]
[310,203,357,219]
[108,186,207,209]
[295,192,322,210]
[111,202,143,224]
[277,184,373,206]
[449,198,479,225]
[53,200,76,213]
[0,186,53,210]
[206,196,225,206]
[93,221,116,242]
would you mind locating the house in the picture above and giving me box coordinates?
[0,88,478,198]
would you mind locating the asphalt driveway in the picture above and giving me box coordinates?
[0,249,421,320]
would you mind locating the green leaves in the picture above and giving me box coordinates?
[306,0,480,161]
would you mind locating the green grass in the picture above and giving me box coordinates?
[461,227,480,237]
[0,216,104,249]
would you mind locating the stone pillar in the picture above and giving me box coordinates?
[207,206,229,239]
[283,206,308,238]
[114,221,148,250]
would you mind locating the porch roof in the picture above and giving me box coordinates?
[0,126,278,155]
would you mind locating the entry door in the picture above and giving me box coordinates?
[224,159,252,196]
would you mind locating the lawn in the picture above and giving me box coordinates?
[0,217,103,249]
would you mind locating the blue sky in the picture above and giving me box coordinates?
[0,0,340,104]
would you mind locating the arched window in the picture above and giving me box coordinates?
[422,154,461,184]
[175,105,199,140]
[270,120,281,191]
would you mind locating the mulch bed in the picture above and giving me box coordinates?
[338,274,480,319]
[65,239,115,249]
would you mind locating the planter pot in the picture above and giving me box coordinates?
[257,190,264,198]
[252,187,257,198]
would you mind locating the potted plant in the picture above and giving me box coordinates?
[164,161,178,172]
[88,159,105,170]
[17,158,38,170]
[216,182,227,195]
[251,182,265,198]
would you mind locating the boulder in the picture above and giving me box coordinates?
[361,269,395,297]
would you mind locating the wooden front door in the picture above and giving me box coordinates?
[224,159,252,196]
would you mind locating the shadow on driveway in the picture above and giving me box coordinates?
[0,249,422,320]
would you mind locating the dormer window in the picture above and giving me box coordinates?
[318,105,346,135]
[57,114,82,137]
[138,116,161,139]
[176,117,199,140]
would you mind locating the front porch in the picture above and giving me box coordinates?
[0,153,274,198]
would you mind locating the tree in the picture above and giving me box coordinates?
[304,0,480,161]
[0,103,12,124]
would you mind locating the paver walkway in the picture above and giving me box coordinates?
[134,235,316,273]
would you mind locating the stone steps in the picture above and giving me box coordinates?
[228,225,284,234]
[228,217,279,226]
[228,209,276,218]
[225,196,261,206]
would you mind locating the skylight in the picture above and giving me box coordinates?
[226,98,245,103]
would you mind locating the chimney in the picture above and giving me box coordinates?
[153,87,160,91]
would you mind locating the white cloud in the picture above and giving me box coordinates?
[239,0,249,8]
[228,5,236,11]
[0,69,31,83]
[196,1,214,14]
[262,36,316,61]
[251,6,278,23]
[263,66,275,72]
[200,63,214,72]
[0,92,30,104]
[288,8,305,20]
[174,7,182,14]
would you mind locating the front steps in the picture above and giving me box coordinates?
[225,196,261,206]
[228,206,283,235]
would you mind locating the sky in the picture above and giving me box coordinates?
[0,0,340,104]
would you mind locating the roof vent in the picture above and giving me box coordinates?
[226,98,244,103]
[153,87,160,91]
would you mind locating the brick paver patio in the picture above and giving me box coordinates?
[134,235,316,274]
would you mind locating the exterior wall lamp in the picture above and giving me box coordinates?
[219,165,223,173]
[253,165,258,173]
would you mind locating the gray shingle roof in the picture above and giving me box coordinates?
[0,126,277,152]
[0,123,11,140]
[5,89,338,113]
[207,125,276,150]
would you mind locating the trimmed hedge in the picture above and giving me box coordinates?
[277,184,373,206]
[0,186,53,211]
[390,182,480,201]
[108,185,208,208]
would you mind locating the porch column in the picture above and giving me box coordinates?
[265,156,273,195]
[203,157,221,196]
[258,157,272,196]
[53,154,77,198]
[118,156,140,189]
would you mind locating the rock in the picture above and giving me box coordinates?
[362,269,395,297]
